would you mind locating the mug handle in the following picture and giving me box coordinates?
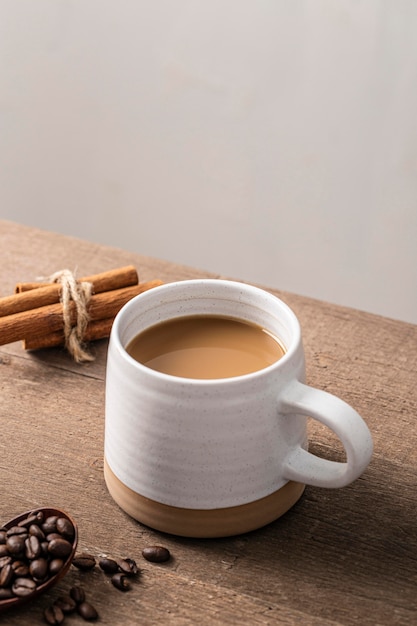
[281,381,373,488]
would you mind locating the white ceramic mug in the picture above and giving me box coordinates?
[104,279,373,537]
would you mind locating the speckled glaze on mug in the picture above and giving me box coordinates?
[104,280,373,537]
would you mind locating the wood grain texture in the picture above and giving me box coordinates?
[0,220,416,625]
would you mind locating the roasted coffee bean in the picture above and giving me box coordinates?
[56,517,75,540]
[46,533,63,542]
[54,594,77,613]
[29,524,45,540]
[47,537,73,558]
[0,555,12,569]
[18,511,43,528]
[0,587,14,600]
[111,572,130,591]
[123,557,138,574]
[77,601,99,621]
[12,560,30,577]
[42,516,58,534]
[116,557,138,576]
[6,526,28,537]
[29,557,48,582]
[0,563,13,587]
[49,558,64,575]
[44,604,65,625]
[142,545,171,563]
[98,557,119,574]
[70,585,86,604]
[72,552,96,571]
[12,576,37,597]
[0,530,7,543]
[0,545,9,558]
[25,534,41,560]
[6,534,26,556]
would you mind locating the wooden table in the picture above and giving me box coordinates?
[0,219,416,625]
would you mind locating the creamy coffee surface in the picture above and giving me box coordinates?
[126,315,285,379]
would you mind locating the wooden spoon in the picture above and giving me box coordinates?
[0,507,78,612]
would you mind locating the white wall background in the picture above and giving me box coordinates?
[1,0,417,323]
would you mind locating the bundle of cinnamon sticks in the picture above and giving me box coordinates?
[0,266,163,356]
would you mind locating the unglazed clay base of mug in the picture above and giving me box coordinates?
[104,458,305,538]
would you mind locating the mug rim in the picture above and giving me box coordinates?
[110,279,302,385]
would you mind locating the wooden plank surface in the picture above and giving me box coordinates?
[0,220,416,625]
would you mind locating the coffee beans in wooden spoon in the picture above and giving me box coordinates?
[0,507,78,612]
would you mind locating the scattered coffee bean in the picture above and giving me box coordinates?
[54,594,77,614]
[72,552,96,571]
[44,604,65,625]
[98,557,119,574]
[124,557,138,574]
[142,545,171,563]
[111,572,130,591]
[77,600,99,621]
[115,557,138,576]
[70,585,86,604]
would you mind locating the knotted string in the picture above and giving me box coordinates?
[47,269,94,363]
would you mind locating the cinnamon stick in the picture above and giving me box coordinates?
[15,265,138,294]
[0,266,139,317]
[15,282,51,292]
[23,318,115,351]
[0,280,163,347]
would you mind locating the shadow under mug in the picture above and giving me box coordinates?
[104,279,373,537]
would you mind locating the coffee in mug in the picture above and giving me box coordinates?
[104,279,373,538]
[126,315,286,379]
